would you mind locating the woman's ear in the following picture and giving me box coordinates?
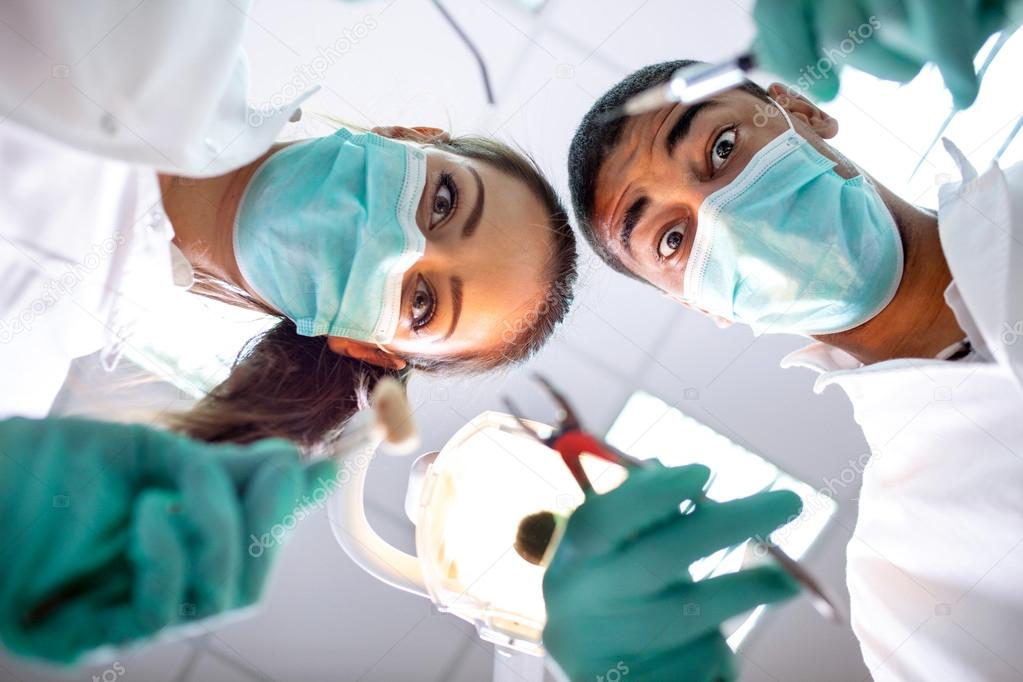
[371,125,451,144]
[326,337,407,371]
[767,83,839,139]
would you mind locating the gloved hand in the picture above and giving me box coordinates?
[0,417,337,664]
[752,0,1021,108]
[542,464,802,682]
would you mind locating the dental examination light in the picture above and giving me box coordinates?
[329,411,628,656]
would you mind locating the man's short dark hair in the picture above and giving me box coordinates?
[567,60,772,281]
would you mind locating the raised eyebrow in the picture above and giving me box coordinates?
[440,275,463,341]
[620,195,649,255]
[462,166,484,239]
[665,100,718,157]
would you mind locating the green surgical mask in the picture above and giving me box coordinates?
[234,129,427,343]
[683,101,903,335]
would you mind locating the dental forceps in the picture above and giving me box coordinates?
[502,373,644,493]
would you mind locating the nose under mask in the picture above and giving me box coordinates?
[233,129,427,344]
[681,99,904,336]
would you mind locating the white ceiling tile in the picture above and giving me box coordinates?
[243,0,546,132]
[633,316,871,497]
[0,638,194,682]
[444,637,499,682]
[356,614,478,682]
[187,649,264,682]
[206,508,460,682]
[544,0,757,73]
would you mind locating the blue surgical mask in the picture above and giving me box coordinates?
[234,129,427,343]
[682,100,903,335]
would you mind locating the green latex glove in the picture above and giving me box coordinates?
[752,0,1020,108]
[0,417,337,665]
[542,464,803,682]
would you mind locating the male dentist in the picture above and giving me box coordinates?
[546,13,1023,682]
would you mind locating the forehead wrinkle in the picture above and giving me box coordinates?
[648,105,678,155]
[595,111,663,252]
[596,105,677,259]
[594,176,632,250]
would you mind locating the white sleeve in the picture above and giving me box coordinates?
[999,162,1023,384]
[0,121,136,417]
[938,158,1023,388]
[0,0,308,176]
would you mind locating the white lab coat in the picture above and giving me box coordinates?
[783,141,1023,681]
[0,0,311,417]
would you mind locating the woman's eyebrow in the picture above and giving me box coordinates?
[462,166,485,239]
[666,100,718,156]
[440,275,463,341]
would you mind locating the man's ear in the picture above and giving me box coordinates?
[326,336,407,370]
[767,83,839,140]
[371,125,451,144]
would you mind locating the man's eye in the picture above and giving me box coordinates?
[411,275,435,330]
[658,224,686,259]
[430,172,458,229]
[711,128,737,171]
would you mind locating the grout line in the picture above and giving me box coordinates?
[542,21,630,75]
[172,636,208,682]
[365,494,413,528]
[204,644,276,682]
[431,635,477,682]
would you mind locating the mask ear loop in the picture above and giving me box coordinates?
[767,96,798,134]
[771,95,863,180]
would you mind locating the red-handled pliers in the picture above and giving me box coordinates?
[503,374,649,494]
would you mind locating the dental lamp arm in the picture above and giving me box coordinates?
[327,417,427,598]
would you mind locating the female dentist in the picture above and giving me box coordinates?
[0,0,578,666]
[0,1,578,442]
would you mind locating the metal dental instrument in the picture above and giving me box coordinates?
[596,54,757,124]
[908,29,1014,180]
[993,113,1023,164]
[502,373,645,492]
[503,373,844,624]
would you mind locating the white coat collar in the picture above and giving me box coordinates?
[135,170,194,289]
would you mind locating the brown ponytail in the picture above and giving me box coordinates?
[167,318,405,450]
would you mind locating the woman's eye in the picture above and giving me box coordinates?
[711,128,737,171]
[411,275,435,329]
[658,224,686,259]
[430,172,458,229]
